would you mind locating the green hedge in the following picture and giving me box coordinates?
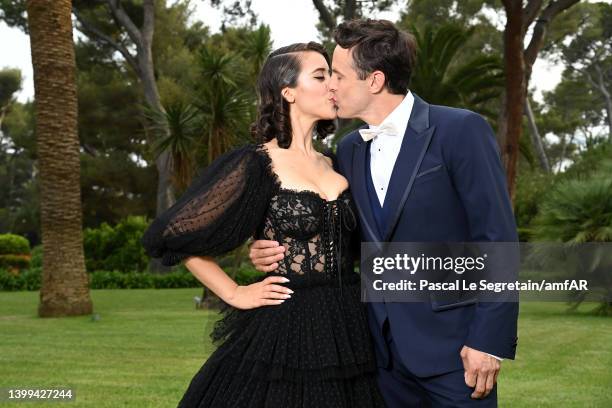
[89,270,200,289]
[0,265,264,292]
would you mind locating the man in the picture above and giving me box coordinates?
[249,19,518,407]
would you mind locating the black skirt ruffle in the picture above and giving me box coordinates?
[177,277,386,407]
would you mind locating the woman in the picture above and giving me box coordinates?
[142,42,385,408]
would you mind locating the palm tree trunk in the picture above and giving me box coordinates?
[26,0,93,317]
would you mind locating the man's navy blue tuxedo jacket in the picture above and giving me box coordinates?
[336,94,519,377]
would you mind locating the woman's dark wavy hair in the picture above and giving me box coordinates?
[251,42,335,148]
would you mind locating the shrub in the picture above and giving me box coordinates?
[514,170,555,241]
[30,245,43,268]
[530,160,612,315]
[0,234,31,273]
[0,233,30,255]
[84,216,150,272]
[0,268,200,291]
[88,270,200,289]
[0,267,40,291]
[0,254,31,270]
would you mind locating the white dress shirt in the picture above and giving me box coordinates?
[364,91,504,362]
[367,91,414,207]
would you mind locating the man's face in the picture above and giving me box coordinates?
[329,45,372,120]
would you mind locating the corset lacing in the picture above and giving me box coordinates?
[322,198,357,298]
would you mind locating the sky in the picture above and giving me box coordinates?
[1,0,603,105]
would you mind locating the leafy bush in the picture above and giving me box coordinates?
[0,254,31,270]
[514,170,555,241]
[0,234,31,273]
[30,245,43,268]
[516,144,612,242]
[531,176,612,243]
[0,233,30,255]
[84,216,150,272]
[0,267,41,291]
[530,160,612,315]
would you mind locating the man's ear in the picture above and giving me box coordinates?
[368,71,386,94]
[281,87,295,103]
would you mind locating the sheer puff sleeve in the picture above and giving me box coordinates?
[141,144,275,266]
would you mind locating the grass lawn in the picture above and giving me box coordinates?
[1,289,610,407]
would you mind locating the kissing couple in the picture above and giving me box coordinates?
[143,18,519,408]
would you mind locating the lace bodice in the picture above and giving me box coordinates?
[141,143,360,293]
[259,186,357,293]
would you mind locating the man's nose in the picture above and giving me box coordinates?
[329,79,337,91]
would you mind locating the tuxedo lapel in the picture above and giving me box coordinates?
[382,95,436,241]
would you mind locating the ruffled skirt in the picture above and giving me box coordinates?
[177,276,385,407]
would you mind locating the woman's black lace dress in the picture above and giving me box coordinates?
[141,143,385,408]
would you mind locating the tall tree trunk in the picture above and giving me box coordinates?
[593,64,612,142]
[500,0,525,203]
[604,92,612,143]
[524,98,550,172]
[134,13,175,212]
[498,0,579,201]
[557,132,575,172]
[26,0,93,317]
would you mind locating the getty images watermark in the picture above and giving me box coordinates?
[360,242,611,303]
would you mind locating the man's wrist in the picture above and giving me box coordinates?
[485,352,504,361]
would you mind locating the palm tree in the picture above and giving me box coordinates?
[26,0,93,317]
[410,23,537,167]
[195,47,253,164]
[145,46,253,193]
[146,101,200,192]
[410,24,504,122]
[241,24,273,80]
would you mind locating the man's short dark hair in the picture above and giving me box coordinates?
[333,19,417,95]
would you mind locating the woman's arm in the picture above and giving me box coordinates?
[184,256,293,309]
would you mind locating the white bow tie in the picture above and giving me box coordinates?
[359,122,398,142]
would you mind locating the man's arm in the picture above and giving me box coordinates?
[447,112,519,399]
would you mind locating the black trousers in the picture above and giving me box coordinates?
[376,320,498,408]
